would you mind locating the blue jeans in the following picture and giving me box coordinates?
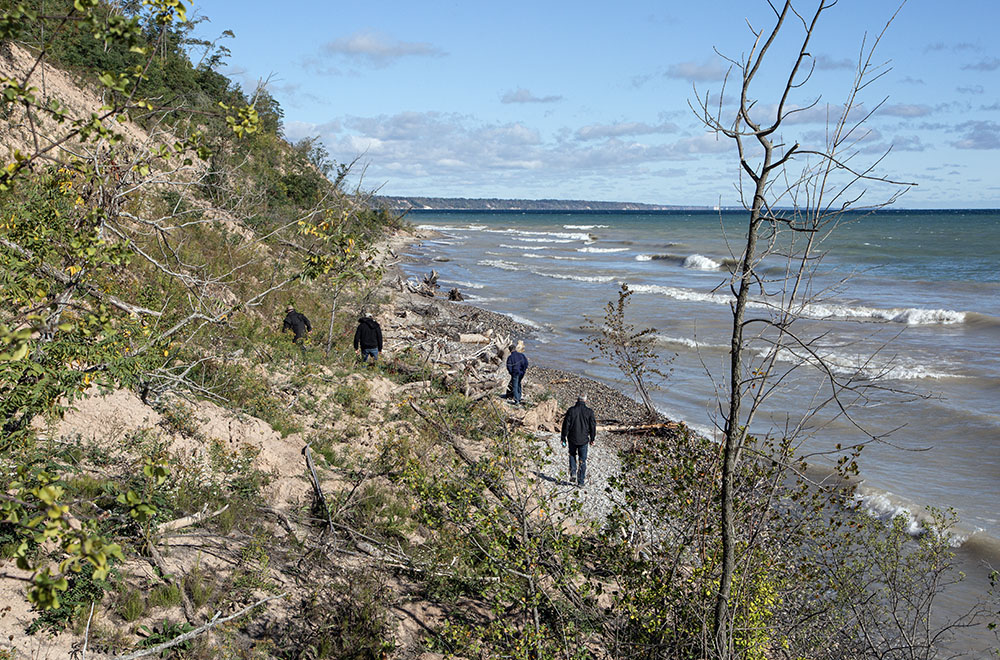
[569,442,589,486]
[508,373,523,403]
[361,347,379,362]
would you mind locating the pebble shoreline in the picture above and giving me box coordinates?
[394,229,670,521]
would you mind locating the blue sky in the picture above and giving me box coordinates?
[192,1,1000,208]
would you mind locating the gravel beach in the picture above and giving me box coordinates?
[394,228,676,523]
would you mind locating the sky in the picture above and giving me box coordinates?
[190,1,1000,209]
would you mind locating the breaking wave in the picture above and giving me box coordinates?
[415,223,486,232]
[628,284,969,326]
[683,254,722,270]
[522,253,584,260]
[537,271,615,283]
[485,228,592,241]
[499,243,552,250]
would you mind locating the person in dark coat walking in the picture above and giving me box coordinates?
[561,394,597,487]
[353,310,383,363]
[505,340,528,404]
[282,305,311,354]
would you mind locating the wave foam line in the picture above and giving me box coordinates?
[478,259,522,272]
[538,270,615,283]
[485,228,592,241]
[628,284,968,326]
[415,224,487,232]
[851,490,969,545]
[751,345,959,381]
[505,312,544,329]
[653,333,957,380]
[522,254,584,260]
[564,224,608,229]
[443,279,485,290]
[499,243,551,250]
[683,254,722,270]
[579,247,629,253]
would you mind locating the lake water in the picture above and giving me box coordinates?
[401,209,1000,624]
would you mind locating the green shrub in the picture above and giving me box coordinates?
[115,588,146,623]
[147,583,182,610]
[332,381,371,418]
[27,564,112,634]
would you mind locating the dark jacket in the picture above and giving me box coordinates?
[283,311,311,339]
[561,400,596,446]
[354,317,383,351]
[506,350,528,377]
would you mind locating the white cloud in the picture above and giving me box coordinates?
[500,88,563,104]
[814,55,853,70]
[575,120,677,141]
[881,104,934,118]
[953,121,1000,150]
[665,60,729,82]
[956,85,985,95]
[961,57,1000,72]
[320,30,446,68]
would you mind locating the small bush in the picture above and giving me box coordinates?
[266,574,395,660]
[332,381,371,418]
[184,568,218,611]
[147,583,182,610]
[115,588,146,623]
[27,564,111,634]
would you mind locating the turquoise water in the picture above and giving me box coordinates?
[402,210,1000,559]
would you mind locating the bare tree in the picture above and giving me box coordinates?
[690,2,914,656]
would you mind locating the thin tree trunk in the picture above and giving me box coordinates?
[325,285,343,355]
[714,166,771,659]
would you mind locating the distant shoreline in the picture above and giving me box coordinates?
[380,200,1000,214]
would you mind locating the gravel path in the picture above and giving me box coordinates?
[531,430,620,523]
[388,242,663,525]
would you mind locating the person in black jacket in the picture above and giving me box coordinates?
[353,309,383,363]
[561,394,597,487]
[282,305,311,355]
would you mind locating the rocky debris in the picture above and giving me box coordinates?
[529,367,651,427]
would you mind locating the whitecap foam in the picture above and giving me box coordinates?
[415,223,487,232]
[505,313,544,330]
[486,228,592,241]
[478,259,522,272]
[578,247,629,253]
[499,243,551,250]
[653,334,728,352]
[853,491,927,537]
[443,279,485,290]
[798,302,967,325]
[748,344,959,381]
[635,254,653,262]
[628,283,968,326]
[683,254,722,270]
[563,224,608,229]
[537,270,615,283]
[628,283,733,305]
[522,253,584,260]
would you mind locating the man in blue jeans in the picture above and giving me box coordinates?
[353,310,383,364]
[561,394,596,487]
[505,340,528,404]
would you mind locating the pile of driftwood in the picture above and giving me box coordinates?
[387,284,516,398]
